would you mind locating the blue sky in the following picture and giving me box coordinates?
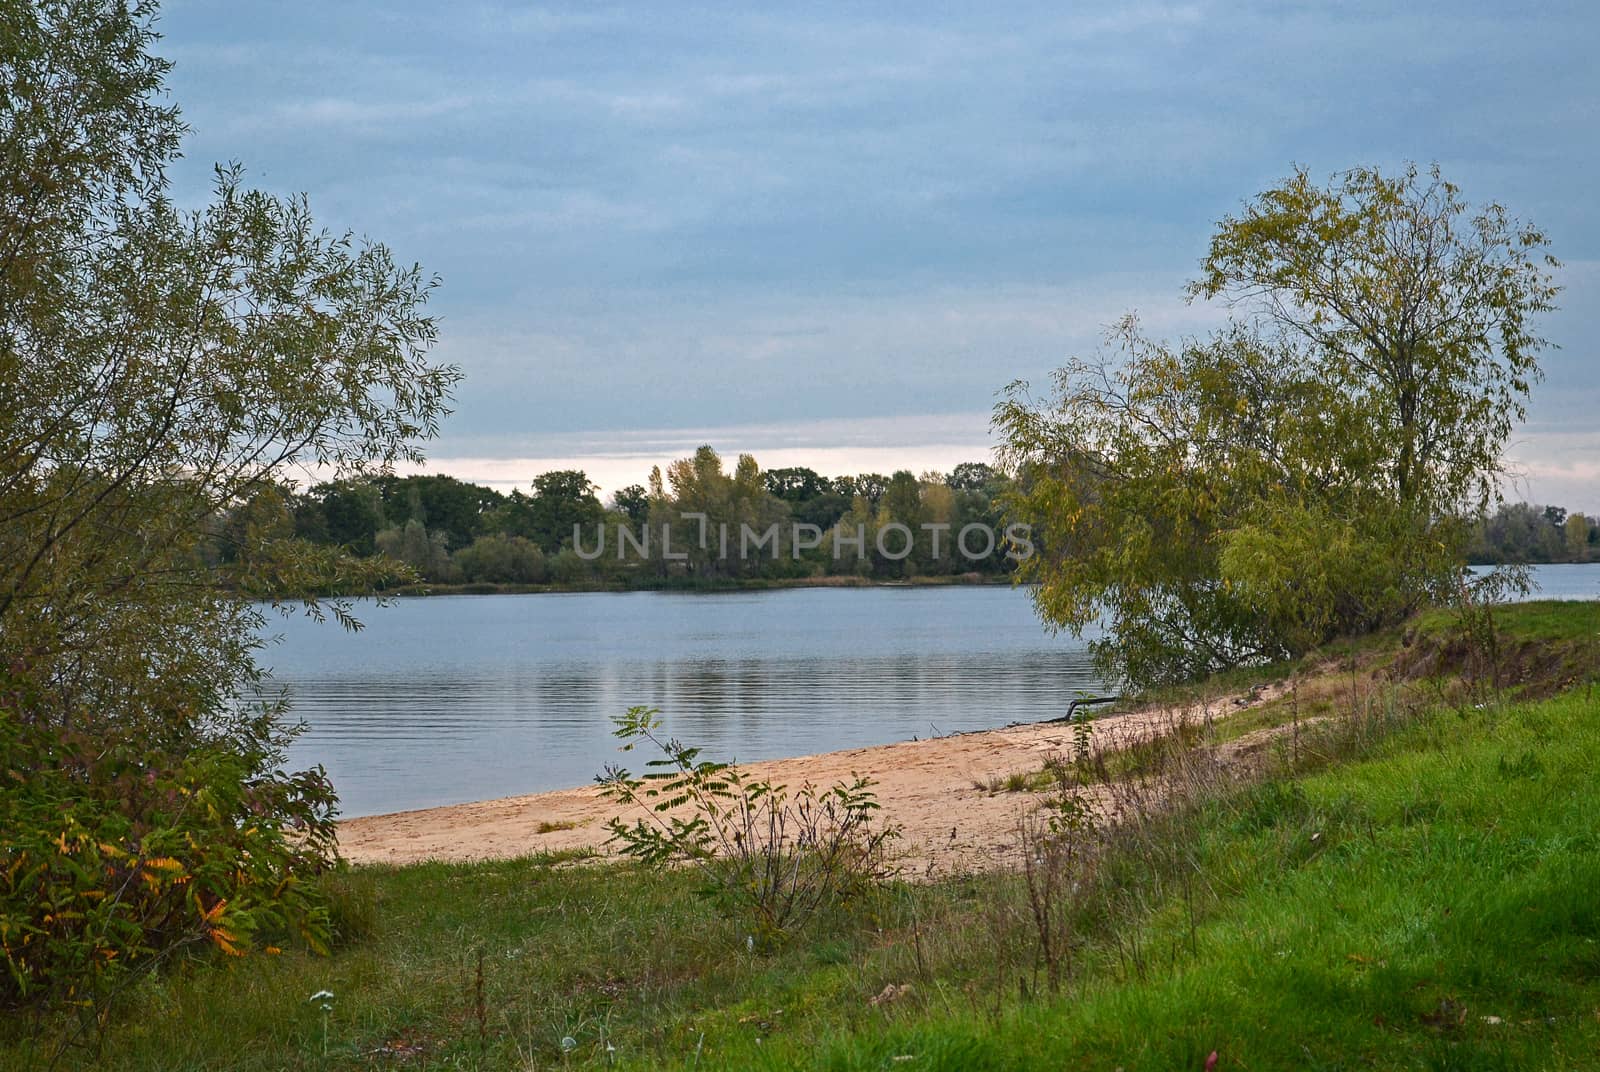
[160,1,1598,507]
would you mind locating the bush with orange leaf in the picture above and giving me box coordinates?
[0,684,339,1013]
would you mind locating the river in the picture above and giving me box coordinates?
[268,585,1106,817]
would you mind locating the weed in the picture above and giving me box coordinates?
[596,707,900,939]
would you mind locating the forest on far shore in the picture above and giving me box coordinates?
[1467,501,1598,565]
[212,452,1598,592]
[217,448,1020,589]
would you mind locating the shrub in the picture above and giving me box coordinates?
[376,521,461,583]
[548,548,593,585]
[0,684,338,1016]
[597,707,899,939]
[452,533,549,584]
[1015,778,1096,991]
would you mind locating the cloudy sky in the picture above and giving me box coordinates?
[160,1,1598,508]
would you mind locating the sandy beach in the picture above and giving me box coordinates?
[338,687,1278,873]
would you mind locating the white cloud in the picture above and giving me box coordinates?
[406,411,997,495]
[285,94,476,127]
[1504,426,1600,514]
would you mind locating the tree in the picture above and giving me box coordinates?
[917,477,957,575]
[0,0,457,1011]
[376,519,458,582]
[999,164,1558,685]
[947,461,999,493]
[303,478,387,554]
[1190,163,1559,515]
[1565,513,1590,562]
[838,473,889,508]
[792,490,850,532]
[764,466,829,502]
[612,483,649,524]
[217,483,296,565]
[1468,501,1566,564]
[526,469,603,551]
[373,473,503,550]
[878,471,924,576]
[881,470,923,526]
[657,447,790,578]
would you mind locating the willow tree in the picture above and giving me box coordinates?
[997,165,1559,685]
[1,0,457,1009]
[1191,164,1558,513]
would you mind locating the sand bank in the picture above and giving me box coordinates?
[338,686,1279,873]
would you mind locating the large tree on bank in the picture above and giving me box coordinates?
[1,0,457,1011]
[997,164,1559,686]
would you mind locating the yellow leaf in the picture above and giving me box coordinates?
[210,928,244,957]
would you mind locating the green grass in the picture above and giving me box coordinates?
[6,604,1600,1070]
[771,687,1600,1071]
[1412,598,1600,646]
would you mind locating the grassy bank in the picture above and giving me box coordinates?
[5,603,1598,1070]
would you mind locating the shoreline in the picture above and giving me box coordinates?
[336,687,1279,873]
[380,572,1021,597]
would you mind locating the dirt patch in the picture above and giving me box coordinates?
[1388,630,1598,701]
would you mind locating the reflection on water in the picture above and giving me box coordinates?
[265,587,1107,817]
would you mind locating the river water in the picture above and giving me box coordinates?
[268,585,1106,817]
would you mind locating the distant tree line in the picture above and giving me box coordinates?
[214,450,1022,589]
[1466,503,1597,565]
[214,458,1596,592]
